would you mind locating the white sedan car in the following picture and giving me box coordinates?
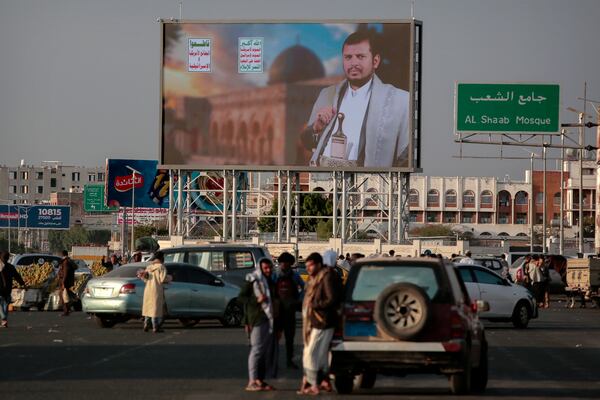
[456,264,538,328]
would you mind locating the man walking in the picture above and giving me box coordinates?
[299,252,342,395]
[529,255,545,305]
[0,251,26,328]
[140,251,167,333]
[58,250,76,316]
[239,258,278,392]
[275,252,304,369]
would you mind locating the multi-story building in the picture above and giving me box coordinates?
[0,161,105,205]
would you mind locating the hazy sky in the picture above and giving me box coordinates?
[1,0,599,179]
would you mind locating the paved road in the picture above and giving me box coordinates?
[1,302,600,400]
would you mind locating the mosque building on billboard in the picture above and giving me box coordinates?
[164,44,339,167]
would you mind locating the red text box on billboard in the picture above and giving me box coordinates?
[160,20,422,172]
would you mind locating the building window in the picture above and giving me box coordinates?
[515,191,528,205]
[583,168,595,175]
[444,212,456,223]
[36,171,44,180]
[37,186,44,194]
[536,213,543,224]
[480,190,493,206]
[9,171,17,180]
[9,185,16,194]
[409,189,419,206]
[445,190,457,206]
[88,174,96,182]
[462,212,474,223]
[427,190,439,207]
[479,214,492,224]
[409,212,418,222]
[553,192,561,206]
[21,171,29,180]
[516,213,528,224]
[72,172,80,181]
[498,191,511,207]
[50,178,57,188]
[463,190,475,207]
[426,211,439,223]
[536,192,544,204]
[97,172,105,181]
[498,213,509,224]
[20,185,29,194]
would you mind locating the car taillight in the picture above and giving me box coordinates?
[470,301,478,314]
[442,341,463,352]
[450,307,465,339]
[119,283,136,294]
[344,302,374,322]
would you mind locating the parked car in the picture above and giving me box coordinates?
[82,262,242,328]
[11,253,62,269]
[160,244,272,288]
[330,257,488,395]
[509,254,569,293]
[456,264,538,328]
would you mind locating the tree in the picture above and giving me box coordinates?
[316,220,333,240]
[88,230,111,245]
[409,225,453,237]
[257,199,277,233]
[300,193,333,232]
[134,225,157,239]
[48,226,89,253]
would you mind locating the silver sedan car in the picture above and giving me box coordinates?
[82,262,242,328]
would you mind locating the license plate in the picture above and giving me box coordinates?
[345,321,377,337]
[94,287,114,298]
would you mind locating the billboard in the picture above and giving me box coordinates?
[105,159,171,208]
[117,208,168,225]
[0,205,70,230]
[455,83,560,134]
[160,20,422,171]
[84,184,118,212]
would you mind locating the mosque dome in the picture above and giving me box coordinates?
[268,44,325,84]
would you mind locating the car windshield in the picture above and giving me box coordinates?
[351,264,439,301]
[103,266,141,278]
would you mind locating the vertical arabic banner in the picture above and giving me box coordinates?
[238,37,263,73]
[188,38,212,72]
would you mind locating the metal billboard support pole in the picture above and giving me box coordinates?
[277,171,283,242]
[388,171,394,243]
[530,154,534,252]
[341,172,347,243]
[397,173,402,242]
[177,169,183,236]
[543,144,547,252]
[168,169,174,236]
[185,172,191,237]
[332,171,338,238]
[560,132,565,255]
[222,170,228,242]
[295,172,300,239]
[286,170,291,242]
[231,171,237,241]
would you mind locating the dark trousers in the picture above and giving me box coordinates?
[532,282,545,304]
[279,306,297,363]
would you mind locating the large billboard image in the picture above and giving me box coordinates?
[105,159,172,208]
[160,21,422,171]
[0,205,70,230]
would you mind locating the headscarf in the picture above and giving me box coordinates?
[246,257,274,332]
[322,249,337,268]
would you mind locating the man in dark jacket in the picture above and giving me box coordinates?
[275,252,304,369]
[299,252,342,395]
[238,258,279,392]
[58,250,76,316]
[0,251,26,328]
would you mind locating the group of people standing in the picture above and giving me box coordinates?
[239,250,343,394]
[519,254,552,308]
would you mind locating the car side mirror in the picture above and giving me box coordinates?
[476,300,490,313]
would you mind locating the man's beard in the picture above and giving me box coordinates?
[347,71,373,88]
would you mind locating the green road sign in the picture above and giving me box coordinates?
[456,83,560,133]
[84,184,117,212]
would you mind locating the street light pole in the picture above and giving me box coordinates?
[125,166,141,257]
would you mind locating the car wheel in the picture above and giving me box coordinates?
[471,339,488,393]
[20,306,30,312]
[179,318,198,328]
[335,374,354,394]
[449,361,471,395]
[374,283,430,340]
[512,301,530,329]
[220,300,243,327]
[360,370,377,389]
[95,316,117,328]
[36,302,45,311]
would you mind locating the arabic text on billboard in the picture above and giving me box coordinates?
[0,205,70,230]
[105,160,171,208]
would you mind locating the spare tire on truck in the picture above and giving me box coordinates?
[374,282,430,340]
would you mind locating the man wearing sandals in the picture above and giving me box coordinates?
[239,258,279,392]
[298,252,342,395]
